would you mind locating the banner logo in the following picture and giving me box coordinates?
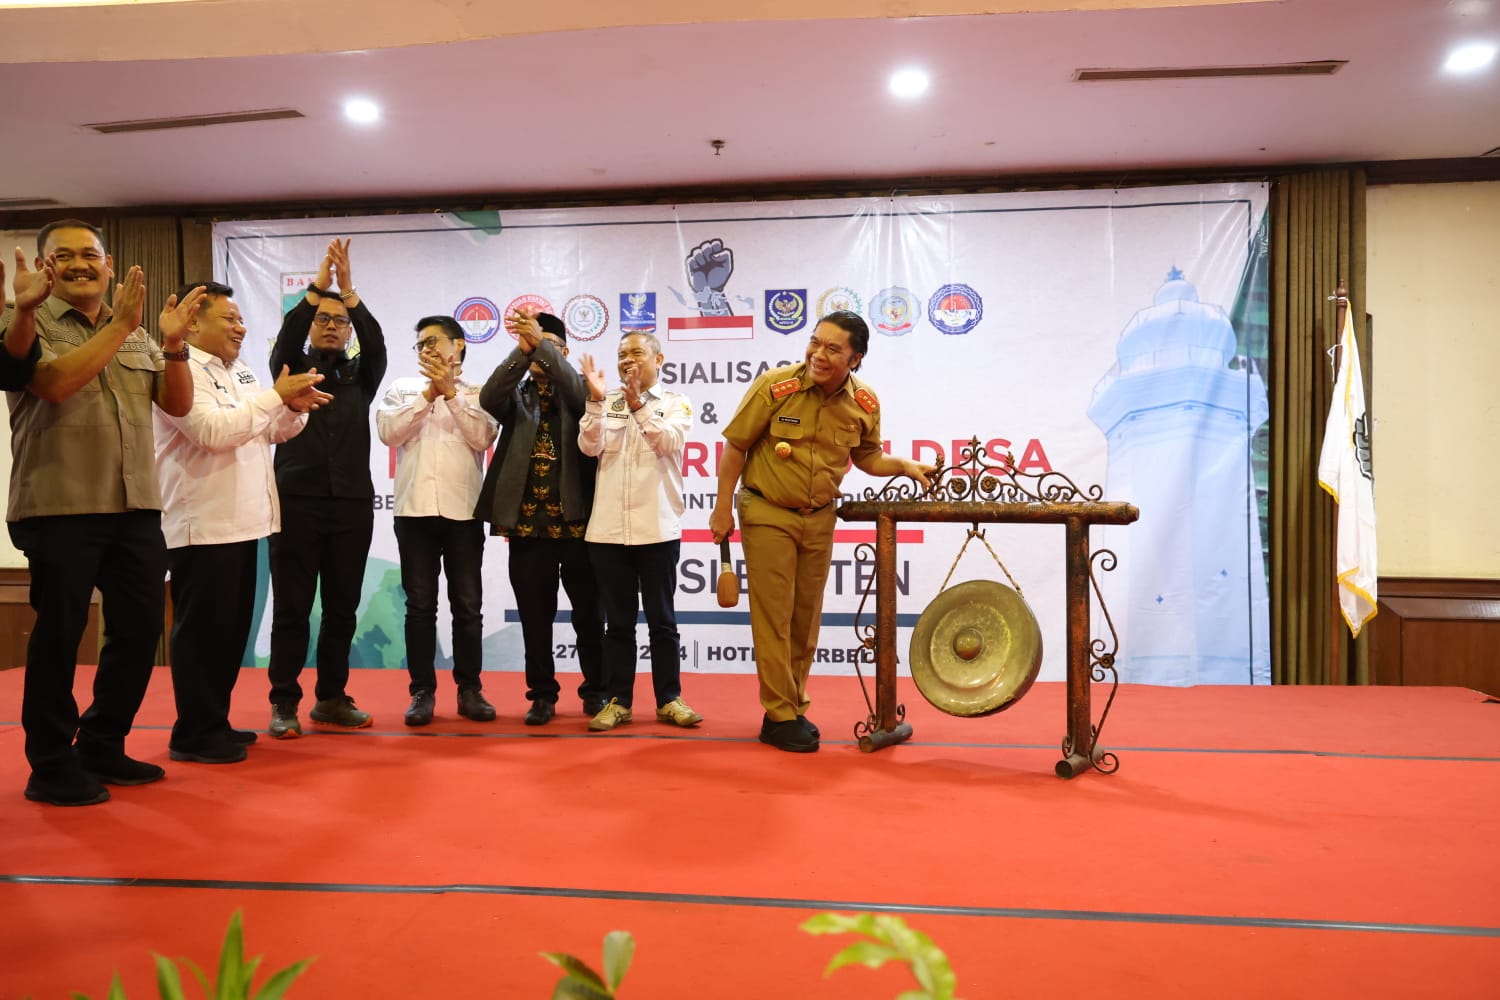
[671,238,754,340]
[764,289,808,335]
[503,294,553,341]
[562,294,610,342]
[869,287,919,336]
[817,286,863,320]
[454,297,501,343]
[620,292,657,333]
[927,283,983,335]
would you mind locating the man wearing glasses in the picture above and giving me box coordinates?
[266,239,387,737]
[377,316,498,726]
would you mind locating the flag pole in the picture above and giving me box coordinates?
[1329,283,1348,684]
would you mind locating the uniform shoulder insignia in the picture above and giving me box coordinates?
[770,377,801,400]
[854,387,879,414]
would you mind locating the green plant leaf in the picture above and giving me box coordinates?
[180,958,211,998]
[600,931,634,992]
[539,953,608,990]
[824,940,899,976]
[550,980,613,1000]
[153,955,187,1000]
[801,912,878,937]
[106,974,128,1000]
[894,991,935,1000]
[216,912,246,999]
[249,958,314,1000]
[242,955,264,992]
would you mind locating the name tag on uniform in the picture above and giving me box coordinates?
[777,415,801,424]
[235,370,257,385]
[606,411,630,419]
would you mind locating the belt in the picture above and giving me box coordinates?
[744,486,831,516]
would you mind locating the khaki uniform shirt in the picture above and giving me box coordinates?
[722,362,883,511]
[5,295,165,521]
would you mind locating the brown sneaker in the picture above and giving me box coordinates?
[309,697,373,729]
[269,704,301,739]
[654,698,703,727]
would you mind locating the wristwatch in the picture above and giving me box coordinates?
[162,345,191,362]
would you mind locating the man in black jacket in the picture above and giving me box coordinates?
[265,238,387,738]
[474,310,605,725]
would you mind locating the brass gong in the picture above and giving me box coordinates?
[909,579,1043,717]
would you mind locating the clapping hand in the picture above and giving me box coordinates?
[505,308,543,354]
[110,266,147,333]
[328,239,354,296]
[159,285,206,349]
[418,347,458,401]
[274,364,333,412]
[12,248,55,310]
[580,354,607,401]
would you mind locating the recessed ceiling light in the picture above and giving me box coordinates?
[1444,42,1497,74]
[343,98,380,124]
[889,68,930,99]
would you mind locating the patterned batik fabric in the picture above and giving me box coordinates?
[494,379,587,540]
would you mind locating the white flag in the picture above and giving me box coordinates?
[1317,309,1377,636]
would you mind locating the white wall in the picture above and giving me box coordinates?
[1367,181,1500,578]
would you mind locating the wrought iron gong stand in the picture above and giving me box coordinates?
[837,438,1139,778]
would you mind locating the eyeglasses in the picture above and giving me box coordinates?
[312,314,352,329]
[412,336,442,353]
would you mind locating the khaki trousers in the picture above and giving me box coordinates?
[737,491,838,721]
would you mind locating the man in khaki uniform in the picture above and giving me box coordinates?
[710,311,933,752]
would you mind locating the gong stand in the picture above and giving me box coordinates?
[837,437,1139,778]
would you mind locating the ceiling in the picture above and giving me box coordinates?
[0,0,1496,211]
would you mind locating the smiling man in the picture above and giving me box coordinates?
[577,333,702,733]
[710,311,934,753]
[154,281,331,764]
[265,239,387,738]
[3,218,201,805]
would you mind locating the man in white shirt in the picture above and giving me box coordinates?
[377,316,499,726]
[154,281,331,764]
[578,333,702,731]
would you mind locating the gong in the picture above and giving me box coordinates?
[909,579,1043,717]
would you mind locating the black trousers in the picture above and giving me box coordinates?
[9,511,166,777]
[590,540,682,709]
[506,536,605,705]
[267,494,374,706]
[393,515,485,694]
[168,539,257,750]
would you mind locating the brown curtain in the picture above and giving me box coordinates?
[99,217,184,665]
[1268,169,1370,684]
[101,216,184,345]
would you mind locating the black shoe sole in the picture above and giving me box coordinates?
[82,773,165,785]
[404,714,433,727]
[169,748,247,764]
[458,709,496,722]
[758,733,819,753]
[25,787,110,806]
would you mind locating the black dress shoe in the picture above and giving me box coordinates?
[582,697,608,718]
[228,728,259,745]
[169,741,248,764]
[405,690,436,727]
[24,770,110,807]
[79,752,166,786]
[759,715,819,753]
[800,717,820,740]
[457,688,496,722]
[523,699,556,726]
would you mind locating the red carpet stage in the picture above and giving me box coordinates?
[2,667,1498,999]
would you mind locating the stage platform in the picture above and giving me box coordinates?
[2,666,1497,999]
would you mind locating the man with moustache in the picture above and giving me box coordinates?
[578,332,702,732]
[709,311,934,753]
[2,219,202,805]
[377,315,498,726]
[266,239,387,738]
[154,281,332,763]
[475,310,606,725]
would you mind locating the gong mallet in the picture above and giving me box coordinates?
[716,538,739,608]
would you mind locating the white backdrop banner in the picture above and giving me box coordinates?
[214,182,1271,686]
